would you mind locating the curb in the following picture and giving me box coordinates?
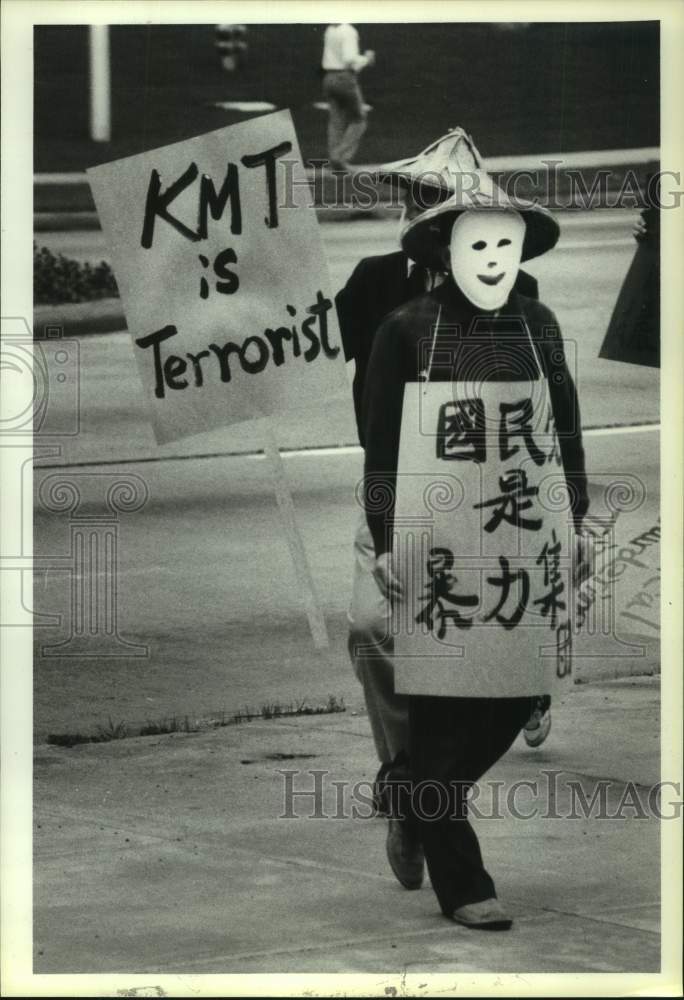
[34,154,659,232]
[35,212,103,233]
[34,298,125,338]
[34,176,402,216]
[34,205,400,234]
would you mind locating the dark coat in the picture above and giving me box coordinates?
[361,278,589,556]
[335,250,539,445]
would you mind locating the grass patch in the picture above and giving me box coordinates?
[47,716,128,748]
[139,715,198,737]
[46,695,346,748]
[230,695,345,724]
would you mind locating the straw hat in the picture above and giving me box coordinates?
[374,128,483,225]
[401,170,560,268]
[374,127,485,192]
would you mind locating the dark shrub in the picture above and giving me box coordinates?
[34,242,119,304]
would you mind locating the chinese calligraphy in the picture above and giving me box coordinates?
[436,398,486,463]
[555,620,572,678]
[474,469,542,533]
[483,556,530,630]
[414,390,572,671]
[543,402,562,466]
[534,528,566,628]
[499,398,546,466]
[435,396,553,467]
[415,548,478,637]
[415,542,570,637]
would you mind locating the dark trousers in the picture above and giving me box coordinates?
[408,695,535,916]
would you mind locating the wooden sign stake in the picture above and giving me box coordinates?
[261,419,330,650]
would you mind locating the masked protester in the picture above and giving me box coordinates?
[336,130,552,894]
[361,172,590,929]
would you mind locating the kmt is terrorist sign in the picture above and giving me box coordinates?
[88,111,346,444]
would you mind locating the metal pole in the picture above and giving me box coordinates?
[89,25,111,142]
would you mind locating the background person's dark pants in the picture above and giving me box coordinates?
[409,694,536,916]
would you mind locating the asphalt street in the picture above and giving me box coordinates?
[32,211,660,740]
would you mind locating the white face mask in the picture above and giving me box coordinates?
[448,210,525,310]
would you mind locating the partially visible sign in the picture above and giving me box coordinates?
[88,111,347,444]
[599,221,659,369]
[392,382,574,698]
[574,502,660,679]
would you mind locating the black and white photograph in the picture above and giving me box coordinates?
[1,0,683,995]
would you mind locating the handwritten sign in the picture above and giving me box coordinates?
[392,382,574,698]
[88,111,347,444]
[574,506,660,678]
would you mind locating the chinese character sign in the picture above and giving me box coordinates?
[88,111,347,444]
[393,381,573,697]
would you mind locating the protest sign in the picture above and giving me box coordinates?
[87,110,347,445]
[88,112,346,648]
[599,217,660,369]
[573,501,660,681]
[392,381,574,698]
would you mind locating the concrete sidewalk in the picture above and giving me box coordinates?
[34,676,661,975]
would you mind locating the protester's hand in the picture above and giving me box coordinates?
[364,49,376,67]
[573,531,595,588]
[633,215,648,242]
[373,552,404,601]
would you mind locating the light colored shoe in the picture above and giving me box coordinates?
[523,699,552,748]
[451,898,512,930]
[386,818,424,890]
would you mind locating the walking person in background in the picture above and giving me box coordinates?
[321,23,374,172]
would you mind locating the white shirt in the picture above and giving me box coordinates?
[322,23,369,72]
